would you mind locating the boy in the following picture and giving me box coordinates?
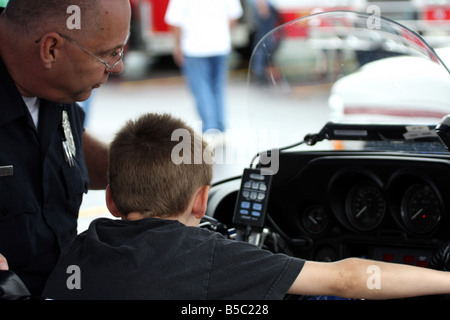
[44,113,450,300]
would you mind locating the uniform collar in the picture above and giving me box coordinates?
[0,56,28,128]
[0,57,64,131]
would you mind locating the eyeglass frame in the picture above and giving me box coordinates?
[58,33,124,71]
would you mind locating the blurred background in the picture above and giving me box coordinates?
[78,0,450,232]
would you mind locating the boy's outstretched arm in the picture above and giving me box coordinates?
[289,257,450,299]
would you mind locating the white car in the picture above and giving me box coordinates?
[329,48,450,125]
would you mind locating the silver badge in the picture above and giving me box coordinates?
[62,110,76,166]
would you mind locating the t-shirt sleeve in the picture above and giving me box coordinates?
[164,0,184,26]
[206,238,305,299]
[228,0,243,20]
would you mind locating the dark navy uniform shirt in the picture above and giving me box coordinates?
[0,57,89,295]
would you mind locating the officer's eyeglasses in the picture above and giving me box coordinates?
[58,33,124,72]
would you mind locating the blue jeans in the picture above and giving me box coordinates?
[182,55,228,133]
[251,3,280,81]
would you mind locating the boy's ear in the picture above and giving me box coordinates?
[106,185,122,218]
[191,185,210,220]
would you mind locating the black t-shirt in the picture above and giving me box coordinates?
[43,218,305,299]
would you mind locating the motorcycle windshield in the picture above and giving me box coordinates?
[245,10,450,154]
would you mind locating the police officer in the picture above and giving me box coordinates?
[0,0,131,296]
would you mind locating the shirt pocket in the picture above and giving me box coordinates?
[0,169,39,221]
[61,163,89,209]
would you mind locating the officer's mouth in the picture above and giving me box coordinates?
[93,83,105,89]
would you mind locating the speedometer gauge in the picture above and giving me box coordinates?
[401,183,442,234]
[345,182,386,231]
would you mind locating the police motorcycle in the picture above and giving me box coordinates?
[3,10,450,302]
[202,10,450,300]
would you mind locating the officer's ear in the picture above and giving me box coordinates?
[105,185,122,218]
[38,32,63,69]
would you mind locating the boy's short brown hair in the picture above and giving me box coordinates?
[108,113,213,218]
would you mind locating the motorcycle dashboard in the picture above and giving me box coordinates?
[208,150,450,267]
[207,11,450,291]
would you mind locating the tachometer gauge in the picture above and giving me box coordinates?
[302,205,329,235]
[401,183,442,234]
[345,182,386,231]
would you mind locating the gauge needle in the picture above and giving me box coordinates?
[411,208,423,220]
[308,216,318,225]
[356,206,367,218]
